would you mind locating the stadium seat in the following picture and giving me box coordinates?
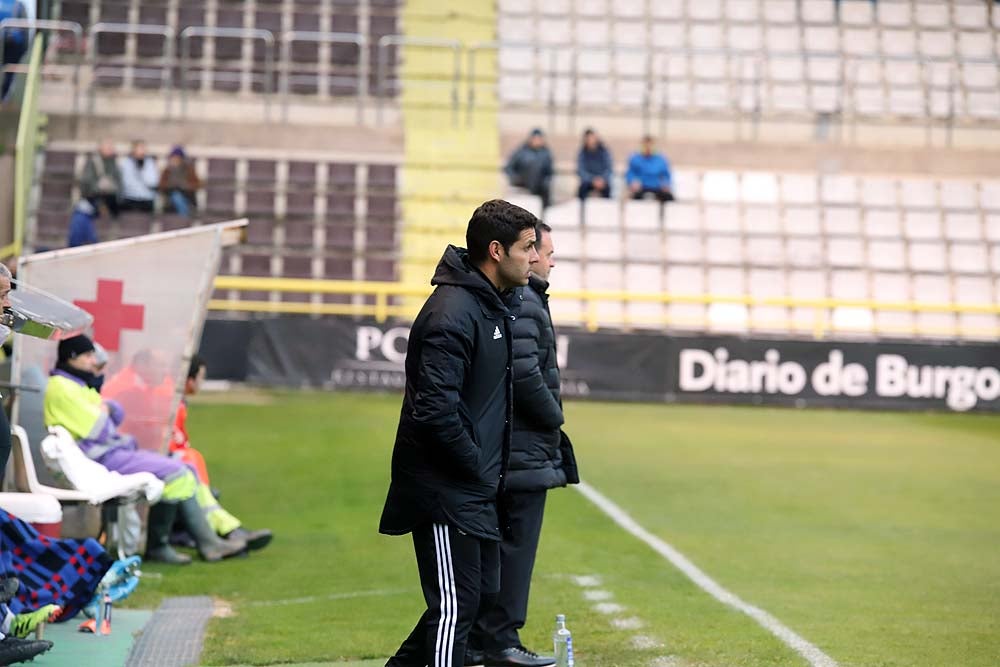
[545,199,582,230]
[584,230,622,261]
[666,231,703,263]
[908,242,947,272]
[554,230,582,260]
[985,214,1000,241]
[325,222,355,251]
[868,240,907,271]
[872,272,914,334]
[283,221,316,249]
[864,209,902,238]
[584,262,625,322]
[915,1,949,29]
[786,237,823,267]
[576,0,609,18]
[246,219,276,246]
[784,206,821,236]
[827,237,865,268]
[787,268,825,331]
[624,230,663,262]
[911,273,955,337]
[583,198,621,229]
[507,194,543,218]
[703,205,741,233]
[823,207,862,235]
[943,212,982,242]
[705,234,743,265]
[949,243,989,274]
[979,182,1000,211]
[954,275,997,339]
[548,260,584,321]
[623,200,661,230]
[780,174,818,205]
[664,203,700,232]
[623,264,664,327]
[701,171,741,203]
[899,178,938,209]
[743,206,782,234]
[745,236,784,266]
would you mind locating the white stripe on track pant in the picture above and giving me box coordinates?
[385,523,500,667]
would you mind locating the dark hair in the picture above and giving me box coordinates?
[466,199,539,265]
[536,221,552,241]
[188,354,206,380]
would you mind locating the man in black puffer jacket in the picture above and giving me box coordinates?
[381,200,540,667]
[471,222,579,667]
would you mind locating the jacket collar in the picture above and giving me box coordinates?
[432,245,512,316]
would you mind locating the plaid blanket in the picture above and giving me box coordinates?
[1,511,113,620]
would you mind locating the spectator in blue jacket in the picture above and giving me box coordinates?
[626,136,674,202]
[577,128,613,200]
[67,200,99,248]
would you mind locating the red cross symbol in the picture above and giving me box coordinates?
[74,279,145,352]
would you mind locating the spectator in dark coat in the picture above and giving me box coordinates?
[505,129,554,209]
[79,139,121,218]
[158,146,202,218]
[470,222,579,667]
[577,128,613,200]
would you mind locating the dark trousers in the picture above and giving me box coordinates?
[388,523,501,667]
[87,194,120,218]
[578,181,611,200]
[120,198,155,213]
[0,406,9,480]
[631,187,674,203]
[471,491,547,651]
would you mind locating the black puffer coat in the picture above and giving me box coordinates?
[505,275,567,493]
[379,246,514,541]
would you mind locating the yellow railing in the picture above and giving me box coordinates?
[210,276,1000,339]
[1,38,45,261]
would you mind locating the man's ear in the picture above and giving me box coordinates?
[488,240,504,262]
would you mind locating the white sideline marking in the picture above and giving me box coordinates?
[575,481,839,667]
[573,575,602,587]
[583,589,613,601]
[593,602,626,615]
[611,617,645,630]
[630,635,663,650]
[246,588,407,608]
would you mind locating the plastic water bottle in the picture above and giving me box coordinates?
[553,614,574,667]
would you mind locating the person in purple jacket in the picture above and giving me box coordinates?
[625,136,674,203]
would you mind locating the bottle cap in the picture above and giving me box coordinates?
[556,614,565,622]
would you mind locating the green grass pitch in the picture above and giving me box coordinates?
[125,391,1000,667]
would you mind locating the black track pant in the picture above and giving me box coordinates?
[387,523,500,667]
[472,490,547,651]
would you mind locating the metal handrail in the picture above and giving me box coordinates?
[280,31,367,123]
[88,22,175,117]
[0,18,83,115]
[376,35,462,126]
[179,26,276,120]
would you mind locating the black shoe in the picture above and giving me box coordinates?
[483,646,556,667]
[465,647,485,666]
[224,527,273,552]
[0,636,54,665]
[0,578,19,604]
[169,529,197,549]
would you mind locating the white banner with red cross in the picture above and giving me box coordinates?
[13,221,246,453]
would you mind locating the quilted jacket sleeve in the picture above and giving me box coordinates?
[511,307,564,430]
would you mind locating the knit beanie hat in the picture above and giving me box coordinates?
[58,335,96,363]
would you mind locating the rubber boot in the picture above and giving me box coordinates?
[177,496,246,562]
[144,502,192,565]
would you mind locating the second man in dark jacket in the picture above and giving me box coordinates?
[471,222,579,667]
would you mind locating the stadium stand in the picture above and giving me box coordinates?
[495,0,1000,123]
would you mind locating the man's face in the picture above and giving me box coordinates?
[532,230,555,281]
[641,138,653,155]
[185,366,206,396]
[68,351,99,374]
[99,140,115,158]
[132,142,146,159]
[529,134,545,149]
[496,228,539,290]
[0,275,11,310]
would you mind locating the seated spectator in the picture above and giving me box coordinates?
[170,356,272,551]
[118,140,159,213]
[67,199,99,248]
[577,128,613,200]
[79,139,122,219]
[505,129,554,209]
[626,136,674,203]
[43,335,246,565]
[159,146,201,218]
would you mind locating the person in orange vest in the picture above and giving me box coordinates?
[170,355,272,551]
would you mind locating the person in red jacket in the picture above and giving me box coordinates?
[170,355,272,551]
